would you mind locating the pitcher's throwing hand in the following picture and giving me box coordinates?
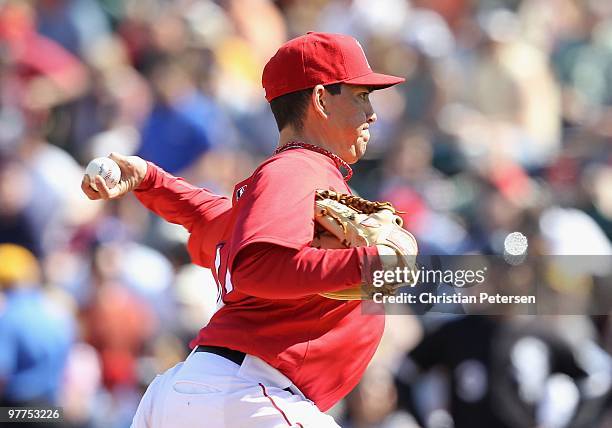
[81,153,148,200]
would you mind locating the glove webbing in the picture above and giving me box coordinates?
[315,190,400,217]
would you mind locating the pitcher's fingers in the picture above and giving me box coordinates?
[97,175,124,199]
[108,152,130,173]
[81,176,101,200]
[95,176,113,199]
[113,179,131,197]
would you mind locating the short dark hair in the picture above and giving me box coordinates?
[269,83,342,132]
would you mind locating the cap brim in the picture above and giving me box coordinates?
[343,72,405,89]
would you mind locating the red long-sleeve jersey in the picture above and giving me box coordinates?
[134,149,384,411]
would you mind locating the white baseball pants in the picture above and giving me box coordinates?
[131,349,341,428]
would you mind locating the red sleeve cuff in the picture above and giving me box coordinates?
[357,245,384,286]
[134,161,158,192]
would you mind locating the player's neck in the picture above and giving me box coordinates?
[278,128,335,155]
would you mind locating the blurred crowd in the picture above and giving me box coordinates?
[0,0,611,427]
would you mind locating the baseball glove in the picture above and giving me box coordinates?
[311,189,418,300]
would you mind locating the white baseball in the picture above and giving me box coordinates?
[85,157,121,191]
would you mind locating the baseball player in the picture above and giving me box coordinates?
[82,32,406,427]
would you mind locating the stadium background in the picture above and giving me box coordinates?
[0,0,610,426]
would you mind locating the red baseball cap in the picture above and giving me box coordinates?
[262,32,405,102]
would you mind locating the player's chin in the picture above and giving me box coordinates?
[344,147,361,164]
[343,138,368,164]
[353,139,368,162]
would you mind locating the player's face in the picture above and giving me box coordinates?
[325,85,377,164]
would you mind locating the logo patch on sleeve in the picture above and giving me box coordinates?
[236,185,248,201]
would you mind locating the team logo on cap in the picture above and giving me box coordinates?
[355,40,371,70]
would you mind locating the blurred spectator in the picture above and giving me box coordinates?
[340,365,420,428]
[0,1,88,110]
[137,53,237,175]
[394,315,611,428]
[81,242,158,391]
[36,0,111,58]
[0,244,75,407]
[0,158,42,256]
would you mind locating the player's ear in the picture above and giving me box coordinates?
[312,84,328,119]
